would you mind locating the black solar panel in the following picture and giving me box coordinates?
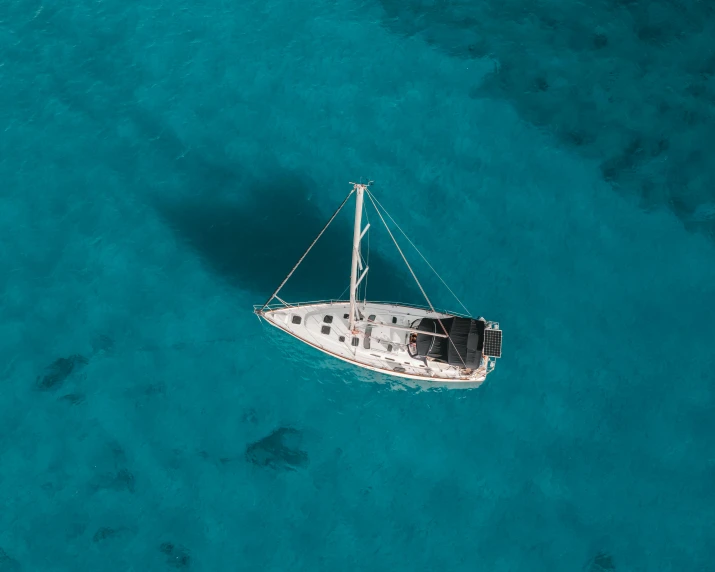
[483,329,502,358]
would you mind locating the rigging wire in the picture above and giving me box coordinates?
[367,189,471,316]
[336,283,350,302]
[364,189,467,368]
[260,187,355,311]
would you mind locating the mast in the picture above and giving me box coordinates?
[348,183,366,331]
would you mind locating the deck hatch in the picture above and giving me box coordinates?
[321,325,331,335]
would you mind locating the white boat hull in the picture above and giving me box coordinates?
[255,301,498,384]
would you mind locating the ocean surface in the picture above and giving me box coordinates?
[1,0,714,570]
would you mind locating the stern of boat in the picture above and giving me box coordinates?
[480,321,502,376]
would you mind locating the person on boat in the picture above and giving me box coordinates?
[408,333,417,355]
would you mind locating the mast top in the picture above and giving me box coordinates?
[349,181,373,193]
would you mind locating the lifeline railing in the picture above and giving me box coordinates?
[253,299,475,320]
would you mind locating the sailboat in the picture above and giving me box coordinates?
[253,182,502,384]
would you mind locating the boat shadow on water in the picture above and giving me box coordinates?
[153,174,421,304]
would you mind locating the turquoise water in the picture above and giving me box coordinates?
[1,0,714,569]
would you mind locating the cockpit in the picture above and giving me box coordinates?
[406,316,485,368]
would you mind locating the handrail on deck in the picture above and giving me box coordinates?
[253,299,474,319]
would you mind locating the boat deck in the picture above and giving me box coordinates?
[256,301,497,383]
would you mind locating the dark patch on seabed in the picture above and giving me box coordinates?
[245,427,309,471]
[35,354,88,391]
[0,547,21,571]
[585,551,616,571]
[374,0,715,239]
[88,443,137,494]
[92,526,133,543]
[90,334,115,355]
[59,392,86,405]
[88,467,136,494]
[160,542,192,569]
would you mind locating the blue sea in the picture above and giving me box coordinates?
[1,0,714,570]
